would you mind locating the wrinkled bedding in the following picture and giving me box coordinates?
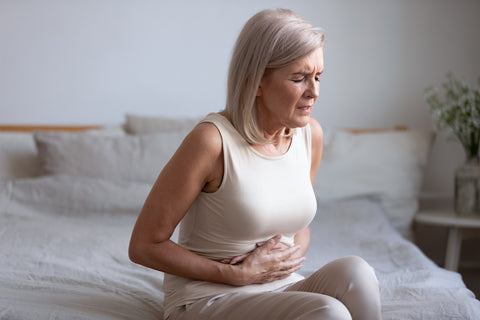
[0,175,479,319]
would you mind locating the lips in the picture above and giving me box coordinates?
[297,106,312,112]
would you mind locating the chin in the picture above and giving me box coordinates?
[293,115,311,128]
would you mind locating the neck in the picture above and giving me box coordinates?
[256,111,289,145]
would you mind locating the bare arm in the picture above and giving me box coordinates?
[293,118,324,256]
[309,117,324,186]
[128,122,303,286]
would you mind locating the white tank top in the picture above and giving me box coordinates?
[163,113,317,317]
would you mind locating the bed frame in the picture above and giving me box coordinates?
[0,125,102,132]
[0,124,406,133]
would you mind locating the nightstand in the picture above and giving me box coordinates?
[414,209,480,271]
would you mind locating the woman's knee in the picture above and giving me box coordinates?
[291,294,352,320]
[334,256,378,284]
[287,256,378,295]
[287,256,381,319]
[331,256,382,320]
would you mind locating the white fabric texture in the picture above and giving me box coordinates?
[314,129,434,237]
[0,176,163,320]
[2,174,151,217]
[34,130,189,184]
[0,175,479,320]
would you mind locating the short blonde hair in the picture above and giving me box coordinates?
[225,9,325,144]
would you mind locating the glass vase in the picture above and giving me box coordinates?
[455,156,480,215]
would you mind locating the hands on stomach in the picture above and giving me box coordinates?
[219,235,305,286]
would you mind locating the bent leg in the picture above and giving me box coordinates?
[286,256,381,320]
[172,291,351,320]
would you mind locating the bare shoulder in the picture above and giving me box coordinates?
[181,121,223,158]
[174,121,223,192]
[309,117,323,145]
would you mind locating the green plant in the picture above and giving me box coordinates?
[425,72,480,161]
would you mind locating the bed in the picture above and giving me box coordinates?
[0,114,479,320]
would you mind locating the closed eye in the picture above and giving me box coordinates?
[292,75,321,83]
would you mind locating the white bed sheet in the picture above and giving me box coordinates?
[304,199,480,319]
[0,175,479,319]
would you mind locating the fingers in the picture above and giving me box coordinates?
[249,244,305,284]
[220,252,252,265]
[229,253,250,265]
[258,235,293,252]
[267,243,302,260]
[256,241,266,248]
[279,254,306,272]
[254,237,303,266]
[262,235,282,249]
[220,235,306,285]
[254,257,305,284]
[223,235,294,264]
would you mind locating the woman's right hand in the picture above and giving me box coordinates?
[228,235,305,286]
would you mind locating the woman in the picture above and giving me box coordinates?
[129,8,381,320]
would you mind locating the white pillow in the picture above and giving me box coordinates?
[124,113,202,134]
[0,132,41,180]
[34,130,190,184]
[314,129,434,236]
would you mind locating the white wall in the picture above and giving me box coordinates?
[1,0,479,197]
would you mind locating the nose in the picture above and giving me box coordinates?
[305,78,319,100]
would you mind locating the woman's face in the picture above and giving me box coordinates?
[256,48,324,131]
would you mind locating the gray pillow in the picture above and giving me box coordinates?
[124,113,201,134]
[34,130,190,184]
[0,132,40,180]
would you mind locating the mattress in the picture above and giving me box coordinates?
[0,175,479,319]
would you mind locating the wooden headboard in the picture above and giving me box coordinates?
[0,125,102,132]
[0,124,407,134]
[345,125,408,134]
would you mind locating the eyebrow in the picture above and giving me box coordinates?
[291,70,324,76]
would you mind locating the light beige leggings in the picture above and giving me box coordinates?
[170,256,382,320]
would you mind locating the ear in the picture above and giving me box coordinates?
[256,78,264,97]
[256,85,262,97]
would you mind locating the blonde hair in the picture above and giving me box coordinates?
[225,9,325,144]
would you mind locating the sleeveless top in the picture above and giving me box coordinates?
[163,113,317,318]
